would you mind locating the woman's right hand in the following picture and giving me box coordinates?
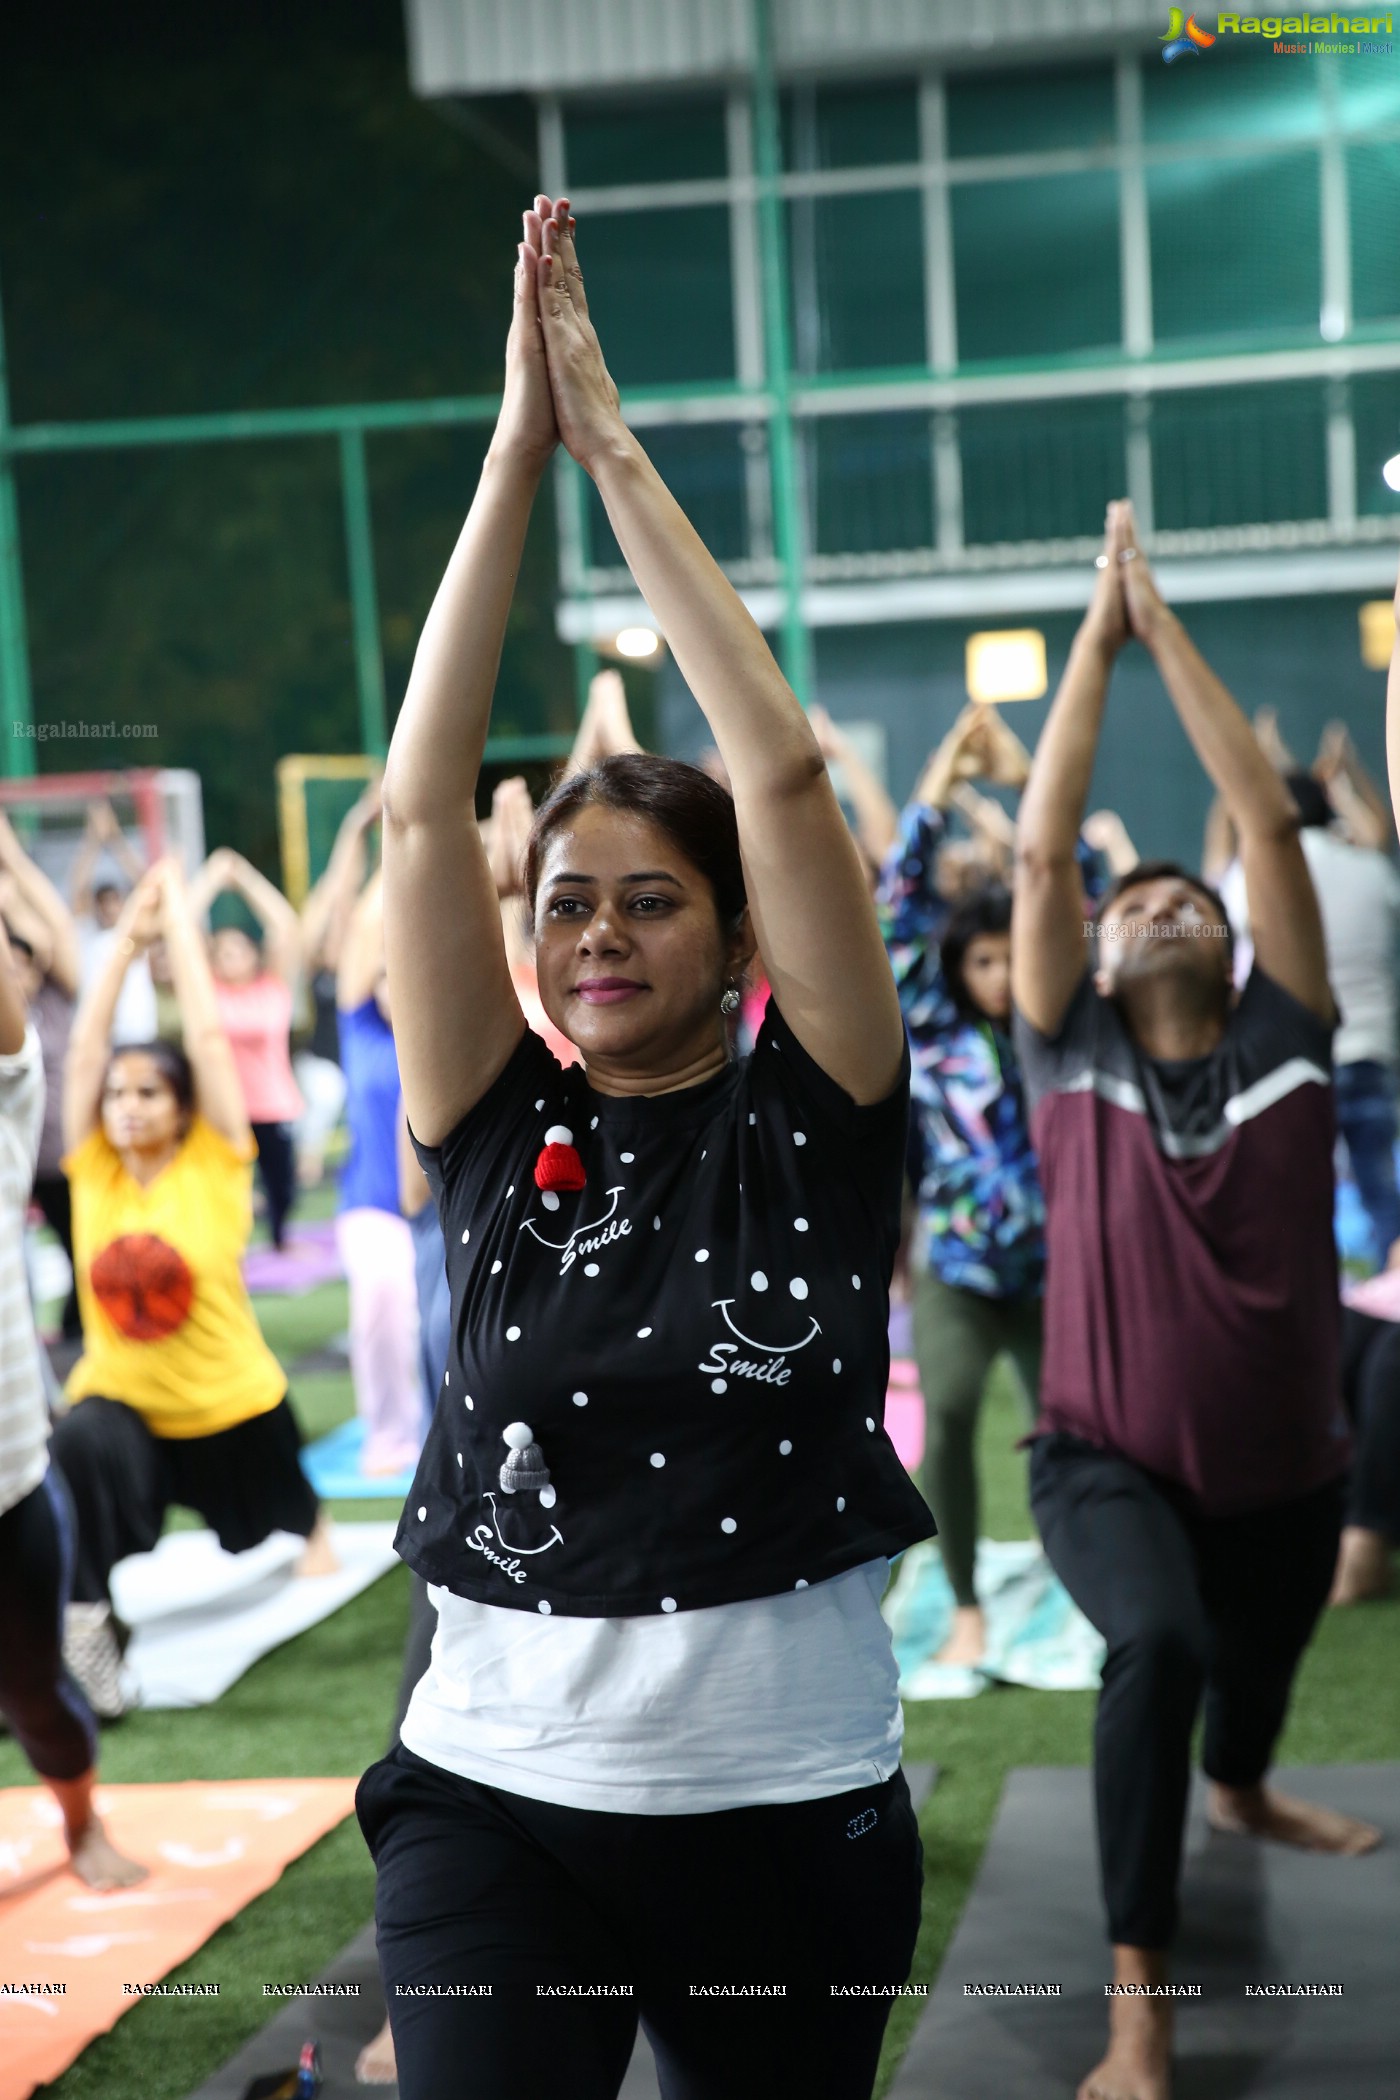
[492,195,564,475]
[115,864,166,952]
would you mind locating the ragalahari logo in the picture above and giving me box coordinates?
[1161,8,1219,56]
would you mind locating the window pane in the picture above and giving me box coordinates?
[952,174,1121,363]
[1148,153,1319,346]
[588,423,749,570]
[1352,375,1400,520]
[581,207,734,387]
[959,398,1126,546]
[564,97,727,187]
[946,64,1115,158]
[1150,383,1327,530]
[809,413,933,556]
[784,81,920,171]
[1349,142,1400,323]
[1142,52,1321,144]
[790,190,925,374]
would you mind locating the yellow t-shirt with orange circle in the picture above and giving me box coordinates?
[63,1117,287,1439]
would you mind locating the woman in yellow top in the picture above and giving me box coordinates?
[51,859,336,1656]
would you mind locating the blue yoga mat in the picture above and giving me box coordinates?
[301,1417,416,1501]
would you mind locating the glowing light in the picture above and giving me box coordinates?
[965,629,1047,705]
[1382,452,1400,494]
[614,626,660,659]
[1359,600,1396,672]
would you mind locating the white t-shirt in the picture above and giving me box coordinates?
[79,923,159,1046]
[0,1028,50,1518]
[1221,833,1400,1067]
[401,1557,903,1815]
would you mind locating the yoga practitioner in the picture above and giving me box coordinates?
[296,783,381,1187]
[1013,500,1380,2100]
[356,194,933,2100]
[0,916,143,1888]
[70,799,157,1046]
[51,860,335,1692]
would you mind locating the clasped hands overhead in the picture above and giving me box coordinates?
[495,193,626,479]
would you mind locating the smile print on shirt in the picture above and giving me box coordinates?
[697,1282,822,1393]
[519,1122,633,1278]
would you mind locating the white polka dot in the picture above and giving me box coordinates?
[833,1358,842,1374]
[779,1438,792,1455]
[465,1395,474,1410]
[417,1506,427,1521]
[789,1277,808,1300]
[795,1217,809,1232]
[584,1261,600,1276]
[866,1417,876,1432]
[544,1123,571,1145]
[539,1484,556,1509]
[748,1112,757,1126]
[852,1275,861,1291]
[661,1597,677,1613]
[572,1391,588,1407]
[456,1452,463,1466]
[444,1371,449,1386]
[701,1149,707,1161]
[538,1599,552,1614]
[695,1248,709,1263]
[541,1190,560,1212]
[637,1325,653,1338]
[795,1579,808,1589]
[650,1452,666,1468]
[535,1099,544,1111]
[750,1270,768,1292]
[460,1228,470,1244]
[620,1150,635,1164]
[720,1517,737,1534]
[491,1259,502,1274]
[591,1115,599,1129]
[506,1326,521,1341]
[793,1131,807,1147]
[711,1377,728,1394]
[506,1185,514,1199]
[836,1496,846,1512]
[654,1216,661,1231]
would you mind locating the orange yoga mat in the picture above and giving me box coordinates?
[0,1777,359,2100]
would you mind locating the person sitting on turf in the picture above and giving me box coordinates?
[0,914,144,1888]
[1012,499,1380,2100]
[50,860,336,1699]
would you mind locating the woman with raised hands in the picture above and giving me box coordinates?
[356,197,934,2100]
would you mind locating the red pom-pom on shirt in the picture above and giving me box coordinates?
[535,1142,586,1194]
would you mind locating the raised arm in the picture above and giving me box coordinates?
[155,862,251,1147]
[218,852,302,985]
[0,919,27,1057]
[1316,722,1391,850]
[560,668,644,784]
[380,201,566,1145]
[536,209,901,1103]
[1116,502,1331,1023]
[185,847,236,925]
[63,867,165,1150]
[0,813,81,997]
[337,869,385,1014]
[300,784,380,974]
[1011,505,1130,1037]
[810,707,899,870]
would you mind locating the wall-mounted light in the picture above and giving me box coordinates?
[1360,600,1396,671]
[1382,452,1400,494]
[965,629,1047,705]
[613,626,661,659]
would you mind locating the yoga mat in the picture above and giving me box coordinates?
[0,1778,357,2100]
[888,1764,1398,2099]
[243,1220,344,1297]
[301,1417,417,1502]
[188,1766,940,2100]
[883,1538,1105,1700]
[110,1524,400,1709]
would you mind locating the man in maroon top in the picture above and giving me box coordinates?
[1011,501,1379,2100]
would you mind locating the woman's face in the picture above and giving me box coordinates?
[533,805,747,1083]
[961,931,1012,1024]
[102,1053,185,1157]
[209,927,261,984]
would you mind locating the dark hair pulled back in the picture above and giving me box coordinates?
[940,883,1012,1020]
[104,1039,197,1119]
[522,754,747,936]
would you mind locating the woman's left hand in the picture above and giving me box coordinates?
[533,209,626,474]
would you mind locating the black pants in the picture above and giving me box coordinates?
[389,1576,437,1749]
[50,1394,319,1607]
[357,1743,923,2100]
[32,1171,82,1340]
[1340,1307,1400,1539]
[0,1469,97,1781]
[251,1120,297,1250]
[1030,1434,1343,1950]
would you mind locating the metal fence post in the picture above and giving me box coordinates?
[338,425,388,759]
[0,271,36,778]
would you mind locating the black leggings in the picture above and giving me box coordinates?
[251,1120,297,1251]
[50,1394,319,1607]
[31,1171,82,1340]
[1340,1306,1400,1539]
[357,1743,923,2100]
[0,1469,98,1781]
[1030,1434,1343,1950]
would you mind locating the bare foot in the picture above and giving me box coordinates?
[1079,1996,1172,2100]
[68,1815,147,1892]
[356,2015,397,2085]
[1329,1526,1392,1605]
[295,1516,341,1577]
[1208,1781,1382,1855]
[936,1604,986,1667]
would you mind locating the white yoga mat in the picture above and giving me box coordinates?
[110,1524,401,1709]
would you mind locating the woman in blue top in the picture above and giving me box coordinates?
[878,705,1115,1667]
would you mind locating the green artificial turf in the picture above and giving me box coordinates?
[5,1311,1396,2100]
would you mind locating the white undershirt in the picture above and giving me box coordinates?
[401,1558,903,1815]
